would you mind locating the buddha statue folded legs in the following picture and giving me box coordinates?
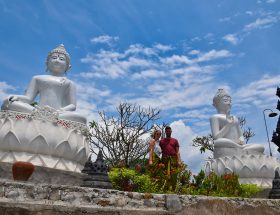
[2,100,34,114]
[213,138,264,158]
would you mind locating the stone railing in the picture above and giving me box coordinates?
[0,180,280,215]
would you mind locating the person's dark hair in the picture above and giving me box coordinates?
[165,126,171,130]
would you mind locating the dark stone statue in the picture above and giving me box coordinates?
[269,170,280,199]
[81,151,113,189]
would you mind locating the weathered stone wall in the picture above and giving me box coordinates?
[0,180,280,215]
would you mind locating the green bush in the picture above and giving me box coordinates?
[240,184,263,198]
[108,166,263,198]
[181,171,263,198]
[108,167,155,193]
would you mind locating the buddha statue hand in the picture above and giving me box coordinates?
[8,96,19,103]
[238,136,245,145]
[226,115,238,125]
[238,140,245,145]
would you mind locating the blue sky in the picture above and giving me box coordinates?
[0,0,280,172]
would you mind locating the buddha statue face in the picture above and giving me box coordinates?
[47,53,68,75]
[46,44,71,75]
[213,89,232,114]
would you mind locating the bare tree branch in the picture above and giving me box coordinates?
[88,102,160,167]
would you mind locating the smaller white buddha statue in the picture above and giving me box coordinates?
[210,89,264,158]
[1,44,86,124]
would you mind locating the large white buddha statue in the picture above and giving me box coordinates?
[0,45,89,173]
[210,89,264,158]
[1,44,86,124]
[205,89,280,187]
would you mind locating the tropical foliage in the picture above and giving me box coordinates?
[108,164,262,197]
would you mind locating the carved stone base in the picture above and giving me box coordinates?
[0,161,83,185]
[0,110,90,172]
[0,151,84,172]
[205,154,280,187]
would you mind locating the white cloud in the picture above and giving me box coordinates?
[130,78,221,111]
[219,17,231,22]
[266,0,276,3]
[219,10,279,47]
[77,41,235,134]
[79,42,233,117]
[80,49,153,79]
[245,11,254,16]
[160,55,193,65]
[244,16,278,32]
[234,74,280,108]
[124,44,158,56]
[90,35,119,46]
[204,33,214,39]
[223,34,239,45]
[188,50,200,55]
[153,43,173,52]
[191,37,201,41]
[131,69,166,80]
[174,108,212,120]
[76,99,99,123]
[81,40,233,80]
[196,49,233,62]
[76,82,111,100]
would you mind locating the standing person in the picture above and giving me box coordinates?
[160,126,181,166]
[160,126,182,188]
[147,130,163,178]
[148,130,162,165]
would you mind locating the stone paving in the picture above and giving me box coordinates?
[0,179,280,215]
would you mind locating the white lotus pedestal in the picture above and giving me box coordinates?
[0,109,90,179]
[205,154,280,188]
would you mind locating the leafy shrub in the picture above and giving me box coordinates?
[181,171,263,197]
[108,166,263,198]
[240,184,263,198]
[108,167,155,193]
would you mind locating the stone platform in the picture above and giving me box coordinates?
[0,161,83,186]
[205,154,280,187]
[0,180,280,215]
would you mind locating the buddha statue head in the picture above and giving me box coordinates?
[213,89,232,114]
[46,44,71,75]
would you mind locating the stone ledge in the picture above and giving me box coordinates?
[0,180,280,215]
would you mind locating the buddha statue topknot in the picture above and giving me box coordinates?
[0,45,89,173]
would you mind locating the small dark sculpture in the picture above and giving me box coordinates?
[269,170,280,199]
[81,151,113,189]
